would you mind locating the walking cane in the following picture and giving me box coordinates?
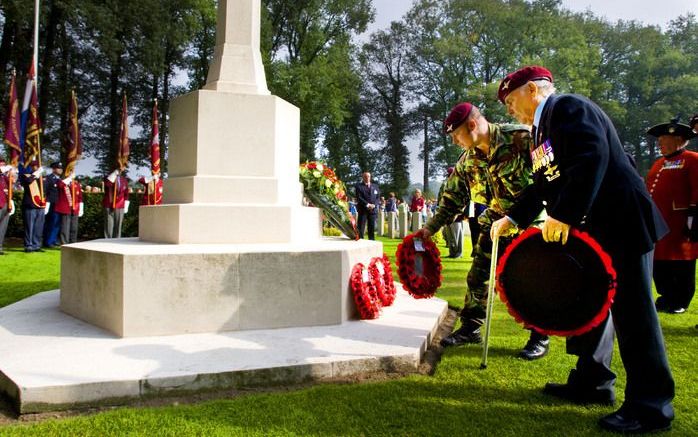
[480,236,499,369]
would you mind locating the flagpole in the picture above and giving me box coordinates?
[33,0,39,80]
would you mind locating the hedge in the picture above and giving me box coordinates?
[6,191,142,241]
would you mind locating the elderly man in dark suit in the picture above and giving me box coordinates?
[354,171,380,240]
[493,66,674,434]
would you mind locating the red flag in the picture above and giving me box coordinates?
[150,99,160,175]
[117,93,129,171]
[23,72,42,167]
[64,89,82,176]
[3,70,21,167]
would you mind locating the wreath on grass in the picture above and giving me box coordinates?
[370,255,396,307]
[396,233,442,299]
[300,162,358,240]
[350,263,382,319]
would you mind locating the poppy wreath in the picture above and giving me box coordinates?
[396,233,443,299]
[350,263,381,319]
[369,254,396,306]
[496,227,617,337]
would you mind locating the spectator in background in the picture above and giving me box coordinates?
[354,171,380,240]
[410,189,424,213]
[385,192,398,213]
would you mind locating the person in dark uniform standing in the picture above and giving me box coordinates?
[354,171,380,240]
[645,119,698,314]
[21,161,47,252]
[42,161,63,247]
[493,66,674,434]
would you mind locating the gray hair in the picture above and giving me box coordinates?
[532,79,556,97]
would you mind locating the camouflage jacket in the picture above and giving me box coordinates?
[426,123,533,234]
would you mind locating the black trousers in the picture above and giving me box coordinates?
[357,211,376,240]
[23,208,45,251]
[566,249,674,422]
[653,259,696,309]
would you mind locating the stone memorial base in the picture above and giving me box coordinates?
[0,290,447,413]
[60,238,382,337]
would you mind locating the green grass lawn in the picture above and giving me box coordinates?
[0,236,696,436]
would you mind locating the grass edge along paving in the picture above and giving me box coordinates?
[0,236,696,436]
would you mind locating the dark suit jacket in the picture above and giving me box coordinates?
[509,94,667,254]
[354,182,381,215]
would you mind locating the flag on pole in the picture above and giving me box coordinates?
[150,99,160,175]
[19,62,36,170]
[3,70,21,167]
[64,89,82,176]
[117,93,129,171]
[23,66,42,167]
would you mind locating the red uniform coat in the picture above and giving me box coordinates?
[138,177,163,206]
[102,175,130,209]
[646,149,698,260]
[0,174,9,209]
[55,180,83,215]
[410,196,424,212]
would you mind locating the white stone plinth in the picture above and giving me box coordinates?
[0,290,447,413]
[410,212,423,233]
[387,212,398,239]
[139,204,322,244]
[60,238,383,337]
[138,89,321,245]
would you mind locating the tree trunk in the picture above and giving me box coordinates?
[0,15,17,97]
[422,115,429,195]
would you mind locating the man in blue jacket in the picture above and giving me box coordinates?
[493,66,674,434]
[354,172,380,240]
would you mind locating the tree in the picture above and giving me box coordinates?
[359,21,414,195]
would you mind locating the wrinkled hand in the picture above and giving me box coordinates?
[541,216,571,244]
[415,227,433,240]
[491,216,516,240]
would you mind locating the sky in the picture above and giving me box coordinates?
[363,0,698,186]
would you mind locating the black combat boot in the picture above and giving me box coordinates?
[518,330,550,360]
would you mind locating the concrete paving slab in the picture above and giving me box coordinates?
[0,289,447,413]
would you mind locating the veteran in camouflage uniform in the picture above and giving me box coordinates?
[418,102,550,360]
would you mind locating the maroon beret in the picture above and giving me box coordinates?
[498,66,553,103]
[443,102,473,134]
[447,166,454,175]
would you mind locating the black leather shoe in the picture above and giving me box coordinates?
[440,326,482,347]
[666,307,686,314]
[599,410,671,434]
[518,335,550,360]
[543,382,615,406]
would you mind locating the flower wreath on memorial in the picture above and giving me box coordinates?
[299,161,359,240]
[369,254,396,307]
[350,263,382,319]
[396,233,442,299]
[496,227,617,337]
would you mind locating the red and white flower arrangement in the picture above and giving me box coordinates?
[299,161,358,240]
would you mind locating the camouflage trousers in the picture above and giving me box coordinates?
[459,214,516,327]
